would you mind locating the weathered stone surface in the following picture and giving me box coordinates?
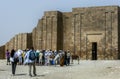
[4,33,32,52]
[33,11,63,51]
[0,5,120,60]
[32,5,120,60]
[0,45,5,59]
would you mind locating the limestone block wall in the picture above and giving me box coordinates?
[118,7,120,59]
[71,6,118,59]
[32,27,37,49]
[0,5,119,60]
[32,11,63,51]
[62,12,73,52]
[0,45,5,59]
[27,33,33,49]
[5,33,32,52]
[32,6,119,60]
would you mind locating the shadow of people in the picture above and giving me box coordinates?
[14,73,27,76]
[31,74,45,77]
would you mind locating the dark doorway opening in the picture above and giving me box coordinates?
[92,42,97,60]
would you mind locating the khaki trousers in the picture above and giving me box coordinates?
[28,62,36,75]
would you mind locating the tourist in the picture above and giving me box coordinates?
[64,51,68,66]
[24,47,37,77]
[35,50,39,65]
[45,50,49,66]
[67,50,71,65]
[18,54,22,65]
[42,50,45,65]
[39,50,43,65]
[10,49,18,75]
[6,49,10,65]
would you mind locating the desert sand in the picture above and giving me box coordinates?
[0,59,120,79]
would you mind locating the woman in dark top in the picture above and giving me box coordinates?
[10,49,17,75]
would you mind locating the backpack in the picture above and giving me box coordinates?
[14,57,19,63]
[13,53,19,63]
[29,50,36,60]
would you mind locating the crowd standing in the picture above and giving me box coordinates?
[6,48,72,76]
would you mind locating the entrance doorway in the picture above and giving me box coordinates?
[92,42,97,60]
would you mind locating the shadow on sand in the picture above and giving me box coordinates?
[0,69,6,71]
[14,73,27,76]
[14,73,45,77]
[31,74,45,77]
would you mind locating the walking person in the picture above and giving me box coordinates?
[10,49,18,75]
[6,49,10,65]
[24,47,37,77]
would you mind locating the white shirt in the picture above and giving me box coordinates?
[24,50,34,64]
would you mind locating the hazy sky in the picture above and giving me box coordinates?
[0,0,119,46]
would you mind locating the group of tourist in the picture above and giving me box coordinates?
[5,47,72,76]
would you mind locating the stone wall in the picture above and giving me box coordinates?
[32,11,63,50]
[0,45,5,59]
[62,12,73,51]
[31,5,120,60]
[70,6,119,59]
[0,5,119,60]
[5,33,32,52]
[118,7,120,59]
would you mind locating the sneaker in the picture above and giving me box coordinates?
[34,74,37,76]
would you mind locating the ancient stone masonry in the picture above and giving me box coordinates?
[32,11,63,51]
[5,33,32,52]
[71,6,119,60]
[32,6,120,60]
[0,45,5,59]
[0,5,120,59]
[118,7,120,59]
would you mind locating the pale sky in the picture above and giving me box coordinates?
[0,0,119,46]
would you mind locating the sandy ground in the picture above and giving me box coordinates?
[0,59,120,79]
